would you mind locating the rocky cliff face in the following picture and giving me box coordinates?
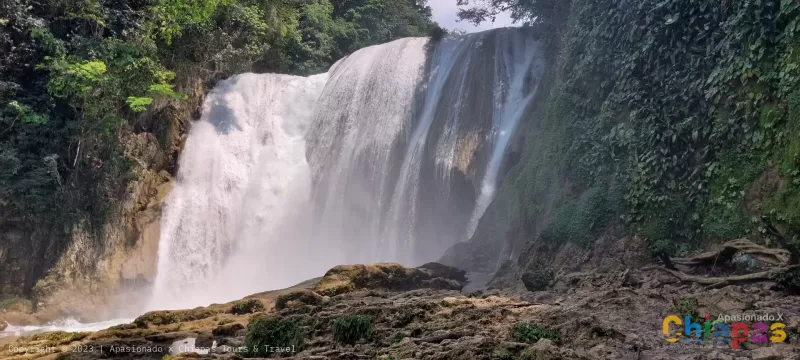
[0,76,209,322]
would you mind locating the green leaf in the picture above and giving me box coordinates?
[8,101,48,125]
[126,96,154,112]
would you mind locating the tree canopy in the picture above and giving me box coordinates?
[0,0,439,230]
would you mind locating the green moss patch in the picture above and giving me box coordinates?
[511,322,560,343]
[332,315,373,345]
[243,316,307,357]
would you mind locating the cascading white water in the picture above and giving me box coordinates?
[150,73,327,310]
[380,36,479,264]
[466,31,545,238]
[150,28,544,310]
[306,37,429,266]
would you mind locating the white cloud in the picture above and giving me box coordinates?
[427,0,516,33]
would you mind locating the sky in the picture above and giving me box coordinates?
[427,0,516,33]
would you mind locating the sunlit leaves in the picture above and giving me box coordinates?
[125,96,153,112]
[43,59,107,98]
[149,0,229,44]
[8,101,48,125]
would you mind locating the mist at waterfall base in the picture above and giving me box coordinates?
[149,28,545,310]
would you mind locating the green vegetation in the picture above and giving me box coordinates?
[244,316,307,357]
[390,331,406,344]
[229,299,265,315]
[511,322,560,343]
[1,0,438,296]
[521,268,553,291]
[775,267,800,294]
[541,185,613,246]
[332,314,373,344]
[471,0,800,256]
[133,308,217,328]
[674,298,702,324]
[275,290,325,310]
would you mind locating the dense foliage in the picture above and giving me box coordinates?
[0,0,437,234]
[456,0,569,31]
[479,0,800,256]
[332,314,373,344]
[244,316,308,357]
[511,322,560,343]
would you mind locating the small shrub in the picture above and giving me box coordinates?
[332,315,373,345]
[521,268,554,291]
[512,322,560,343]
[390,332,406,344]
[428,24,447,42]
[243,316,305,357]
[230,299,265,315]
[275,290,324,310]
[776,267,800,294]
[213,322,245,337]
[27,331,90,345]
[134,308,217,328]
[675,298,702,323]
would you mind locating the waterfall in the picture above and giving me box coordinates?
[150,74,328,309]
[150,28,544,310]
[466,30,545,238]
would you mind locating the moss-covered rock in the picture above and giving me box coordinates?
[134,308,217,328]
[212,322,245,337]
[275,290,325,310]
[23,331,90,346]
[313,263,466,296]
[229,299,265,315]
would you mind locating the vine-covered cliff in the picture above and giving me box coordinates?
[445,0,800,287]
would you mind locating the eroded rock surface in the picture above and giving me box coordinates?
[2,263,799,360]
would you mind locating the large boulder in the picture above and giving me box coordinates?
[313,263,466,296]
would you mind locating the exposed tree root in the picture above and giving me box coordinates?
[642,265,786,289]
[644,239,800,288]
[670,239,790,267]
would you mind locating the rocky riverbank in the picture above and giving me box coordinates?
[1,262,799,360]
